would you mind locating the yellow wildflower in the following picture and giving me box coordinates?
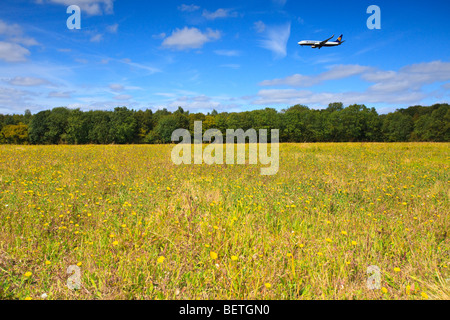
[210,251,218,260]
[157,256,165,264]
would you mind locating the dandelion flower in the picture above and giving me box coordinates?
[231,256,238,261]
[157,256,165,264]
[394,267,401,272]
[351,241,357,246]
[326,238,332,243]
[341,231,348,236]
[381,287,388,294]
[45,261,51,265]
[210,251,218,260]
[421,292,428,299]
[264,283,271,289]
[406,285,411,295]
[77,262,82,267]
[112,241,119,246]
[24,272,32,277]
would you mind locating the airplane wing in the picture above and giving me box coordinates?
[319,34,335,46]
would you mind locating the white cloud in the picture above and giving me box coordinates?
[260,74,311,87]
[0,86,37,112]
[260,65,372,87]
[6,76,52,86]
[214,49,240,57]
[258,23,291,59]
[168,95,221,110]
[0,42,30,62]
[153,91,241,112]
[272,0,287,7]
[75,58,88,64]
[253,61,450,107]
[152,32,166,40]
[109,83,124,92]
[90,34,103,42]
[9,37,39,47]
[0,20,25,39]
[113,94,132,101]
[364,61,450,93]
[118,58,160,74]
[252,88,427,107]
[38,0,114,16]
[0,20,38,61]
[220,64,240,69]
[253,21,266,33]
[202,8,237,20]
[48,91,72,98]
[106,23,118,33]
[162,27,221,50]
[178,4,200,12]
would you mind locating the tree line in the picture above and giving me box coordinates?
[0,103,448,145]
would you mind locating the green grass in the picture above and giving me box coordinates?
[0,143,448,300]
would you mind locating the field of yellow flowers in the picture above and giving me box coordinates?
[0,143,448,300]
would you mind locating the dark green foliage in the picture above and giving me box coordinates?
[0,122,28,144]
[109,107,137,144]
[0,103,448,144]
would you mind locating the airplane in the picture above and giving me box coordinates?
[298,34,345,49]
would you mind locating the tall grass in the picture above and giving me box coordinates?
[0,143,448,299]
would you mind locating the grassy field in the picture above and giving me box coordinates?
[0,143,448,300]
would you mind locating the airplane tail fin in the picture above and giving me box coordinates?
[336,34,343,43]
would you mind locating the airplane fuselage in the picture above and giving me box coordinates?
[298,40,342,48]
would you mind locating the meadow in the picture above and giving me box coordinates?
[0,143,448,300]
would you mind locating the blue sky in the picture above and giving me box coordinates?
[0,0,449,115]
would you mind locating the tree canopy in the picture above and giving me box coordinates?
[0,103,448,144]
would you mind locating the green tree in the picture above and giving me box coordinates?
[46,107,71,144]
[87,110,113,144]
[381,112,414,142]
[109,107,137,144]
[64,109,89,144]
[0,123,29,144]
[134,109,153,143]
[29,110,51,144]
[155,115,180,143]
